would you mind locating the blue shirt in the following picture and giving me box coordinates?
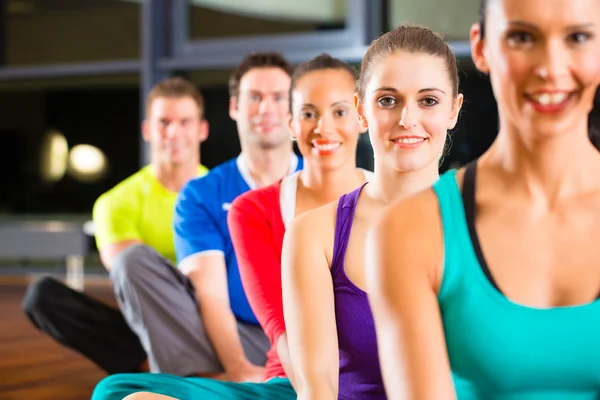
[174,154,303,324]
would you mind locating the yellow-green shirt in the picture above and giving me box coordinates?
[92,165,209,264]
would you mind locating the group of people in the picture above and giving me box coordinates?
[22,0,600,398]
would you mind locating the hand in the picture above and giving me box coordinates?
[224,361,266,383]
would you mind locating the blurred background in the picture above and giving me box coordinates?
[0,0,500,277]
[0,0,497,217]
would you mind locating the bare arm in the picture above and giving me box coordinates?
[92,187,143,271]
[173,178,264,382]
[365,190,455,400]
[180,254,264,382]
[276,332,297,389]
[282,212,338,400]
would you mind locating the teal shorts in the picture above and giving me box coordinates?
[92,374,295,400]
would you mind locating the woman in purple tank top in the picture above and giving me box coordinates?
[281,24,464,400]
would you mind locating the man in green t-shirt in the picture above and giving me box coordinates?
[23,77,209,374]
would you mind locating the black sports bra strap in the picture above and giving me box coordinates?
[461,160,503,293]
[462,161,477,217]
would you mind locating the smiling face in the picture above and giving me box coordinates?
[229,67,292,150]
[356,51,462,173]
[471,0,600,141]
[143,96,208,167]
[289,68,361,172]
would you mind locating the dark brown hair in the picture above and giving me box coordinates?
[146,77,204,119]
[289,53,357,114]
[478,0,600,147]
[358,24,459,100]
[228,52,294,98]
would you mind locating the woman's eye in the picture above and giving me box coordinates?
[568,32,592,44]
[506,30,534,46]
[378,97,396,107]
[421,98,439,107]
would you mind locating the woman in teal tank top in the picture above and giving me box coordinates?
[366,0,600,399]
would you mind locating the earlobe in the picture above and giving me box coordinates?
[470,23,489,74]
[287,116,297,140]
[358,116,369,130]
[354,93,369,130]
[229,96,238,121]
[141,120,150,142]
[199,120,209,143]
[447,94,464,130]
[455,94,464,117]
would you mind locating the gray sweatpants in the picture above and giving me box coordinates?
[110,244,269,377]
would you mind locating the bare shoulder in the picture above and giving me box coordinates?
[287,200,338,238]
[378,167,464,241]
[285,200,339,263]
[380,187,441,232]
[371,186,445,291]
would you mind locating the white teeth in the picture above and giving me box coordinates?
[393,138,425,144]
[532,92,568,105]
[314,143,341,151]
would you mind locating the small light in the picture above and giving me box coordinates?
[68,144,108,182]
[40,130,69,183]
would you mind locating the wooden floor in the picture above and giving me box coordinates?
[0,277,115,400]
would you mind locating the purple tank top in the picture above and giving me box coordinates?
[332,184,386,399]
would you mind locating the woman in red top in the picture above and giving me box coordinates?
[227,53,373,388]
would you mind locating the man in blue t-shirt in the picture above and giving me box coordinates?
[175,152,301,326]
[104,52,302,381]
[173,52,304,382]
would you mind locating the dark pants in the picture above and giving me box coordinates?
[23,244,269,377]
[22,275,146,374]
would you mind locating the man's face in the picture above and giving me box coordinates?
[143,96,208,166]
[229,67,292,150]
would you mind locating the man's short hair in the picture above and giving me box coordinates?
[146,77,205,119]
[228,52,294,98]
